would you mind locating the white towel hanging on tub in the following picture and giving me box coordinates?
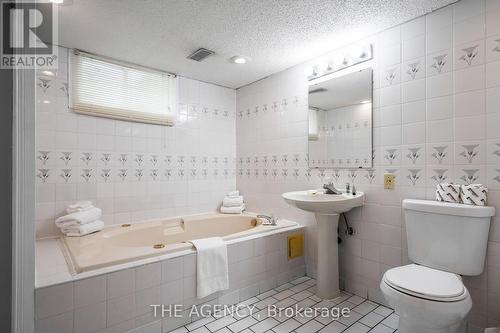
[189,237,229,298]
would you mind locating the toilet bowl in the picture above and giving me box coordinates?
[381,199,495,333]
[381,264,472,333]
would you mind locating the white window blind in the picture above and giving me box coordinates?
[70,50,176,126]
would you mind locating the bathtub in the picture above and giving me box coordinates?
[63,213,298,273]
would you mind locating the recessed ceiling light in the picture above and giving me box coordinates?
[360,100,370,104]
[42,70,55,76]
[230,56,248,64]
[50,0,64,3]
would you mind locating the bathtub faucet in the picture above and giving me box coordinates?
[257,214,277,225]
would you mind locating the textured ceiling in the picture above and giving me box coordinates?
[57,0,456,89]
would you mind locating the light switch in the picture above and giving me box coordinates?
[384,173,395,189]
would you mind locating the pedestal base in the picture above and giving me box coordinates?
[315,213,340,299]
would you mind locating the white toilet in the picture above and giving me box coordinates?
[381,199,495,333]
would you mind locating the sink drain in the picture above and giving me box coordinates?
[153,243,165,249]
[121,223,131,227]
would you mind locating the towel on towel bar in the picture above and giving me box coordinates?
[189,237,229,298]
[61,220,104,237]
[55,208,102,228]
[222,196,244,207]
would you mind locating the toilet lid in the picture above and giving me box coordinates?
[384,264,466,301]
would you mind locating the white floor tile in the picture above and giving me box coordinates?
[359,311,385,327]
[190,327,210,333]
[318,321,347,333]
[343,322,370,333]
[373,305,393,317]
[205,315,236,332]
[250,317,280,333]
[185,316,215,331]
[227,316,257,332]
[295,319,324,333]
[352,301,378,315]
[272,318,301,333]
[381,313,399,330]
[370,323,395,333]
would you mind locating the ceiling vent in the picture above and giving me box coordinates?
[187,48,214,62]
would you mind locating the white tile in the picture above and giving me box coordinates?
[486,60,500,87]
[295,319,324,333]
[359,311,385,327]
[454,90,486,117]
[135,262,162,291]
[160,279,183,305]
[426,96,453,120]
[427,119,453,143]
[318,321,347,333]
[206,315,236,332]
[35,311,73,333]
[107,293,135,327]
[107,268,135,299]
[370,323,394,333]
[74,301,106,333]
[185,316,215,331]
[74,275,106,308]
[35,282,74,319]
[227,316,257,332]
[250,317,279,333]
[455,116,486,141]
[344,322,370,333]
[381,313,399,329]
[455,65,485,93]
[272,318,301,333]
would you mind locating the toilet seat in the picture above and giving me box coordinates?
[383,264,467,302]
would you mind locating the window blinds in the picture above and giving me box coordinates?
[69,50,176,126]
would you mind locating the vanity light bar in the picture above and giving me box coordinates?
[305,44,373,80]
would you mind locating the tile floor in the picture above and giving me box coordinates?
[168,277,399,333]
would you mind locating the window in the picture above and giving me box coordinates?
[69,50,176,126]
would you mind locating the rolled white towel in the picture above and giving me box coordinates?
[220,204,245,214]
[66,201,93,214]
[55,207,102,228]
[227,190,240,198]
[460,184,488,206]
[222,196,244,207]
[61,220,104,237]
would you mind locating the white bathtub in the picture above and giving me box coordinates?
[63,213,297,273]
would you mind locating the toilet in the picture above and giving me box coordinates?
[381,199,495,333]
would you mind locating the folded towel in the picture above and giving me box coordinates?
[227,190,240,198]
[61,220,104,237]
[220,204,245,214]
[460,184,488,206]
[189,237,229,298]
[436,183,460,203]
[222,196,244,207]
[55,207,102,228]
[66,201,93,214]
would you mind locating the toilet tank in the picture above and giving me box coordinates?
[403,199,495,276]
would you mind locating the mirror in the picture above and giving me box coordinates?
[308,68,372,169]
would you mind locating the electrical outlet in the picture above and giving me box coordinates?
[384,173,395,189]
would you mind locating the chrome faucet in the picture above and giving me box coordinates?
[323,182,342,195]
[257,214,277,225]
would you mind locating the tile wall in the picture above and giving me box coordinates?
[34,229,306,333]
[35,47,237,237]
[236,0,500,329]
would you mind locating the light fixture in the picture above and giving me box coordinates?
[306,43,373,80]
[42,70,54,76]
[360,100,370,104]
[50,0,64,3]
[230,56,248,64]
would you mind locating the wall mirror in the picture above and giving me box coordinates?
[308,68,373,169]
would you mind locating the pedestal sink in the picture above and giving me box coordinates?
[282,189,364,299]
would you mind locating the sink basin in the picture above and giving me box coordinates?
[282,190,364,214]
[282,189,364,299]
